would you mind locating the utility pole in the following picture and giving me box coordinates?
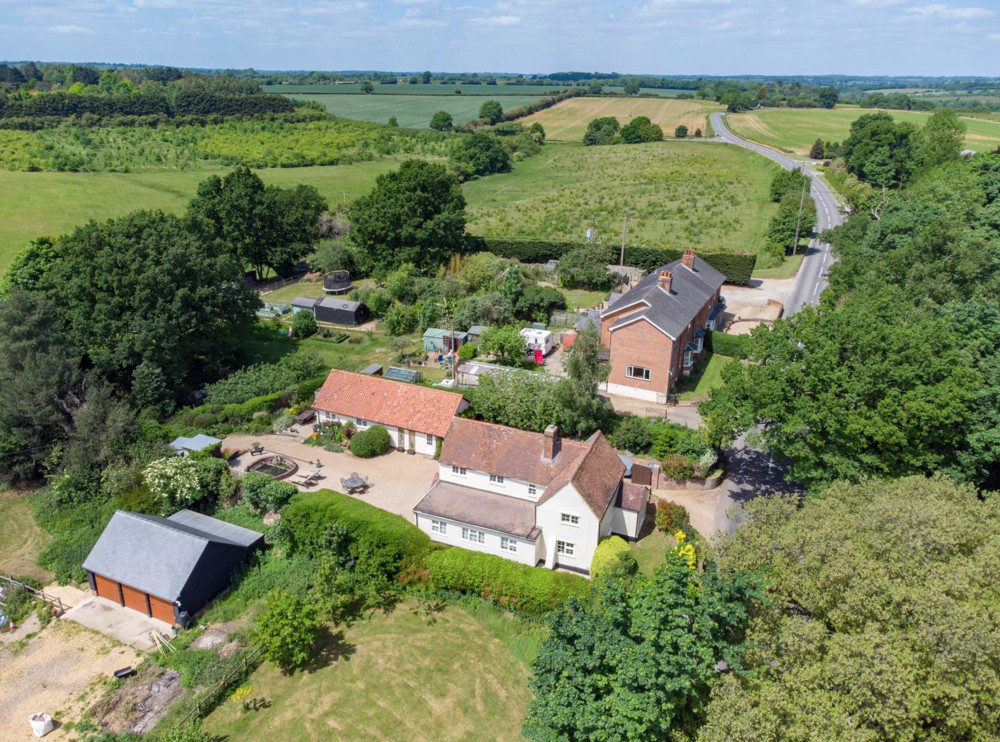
[792,172,808,256]
[619,209,629,267]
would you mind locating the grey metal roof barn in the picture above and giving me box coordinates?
[82,510,264,625]
[314,297,370,326]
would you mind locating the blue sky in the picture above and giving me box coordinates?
[1,0,999,76]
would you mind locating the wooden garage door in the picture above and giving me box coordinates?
[121,583,150,616]
[149,595,175,625]
[94,574,122,605]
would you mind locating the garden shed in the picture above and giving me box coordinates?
[82,510,264,626]
[290,296,318,315]
[168,434,221,456]
[423,328,468,353]
[314,297,370,326]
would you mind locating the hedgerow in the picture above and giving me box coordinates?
[426,548,590,615]
[706,330,752,359]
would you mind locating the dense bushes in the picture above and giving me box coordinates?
[590,536,638,579]
[655,499,691,533]
[350,425,393,457]
[465,237,757,285]
[427,548,590,615]
[706,330,752,359]
[242,472,297,512]
[282,490,432,570]
[204,352,324,406]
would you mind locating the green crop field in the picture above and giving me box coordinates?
[463,141,779,256]
[521,97,722,141]
[268,82,557,96]
[286,93,544,128]
[0,160,404,275]
[202,604,534,741]
[727,106,1000,155]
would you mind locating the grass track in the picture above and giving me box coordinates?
[0,490,51,581]
[202,604,533,742]
[522,97,722,141]
[727,106,1000,155]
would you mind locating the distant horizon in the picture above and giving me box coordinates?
[1,0,998,78]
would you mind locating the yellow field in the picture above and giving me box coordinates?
[522,97,722,141]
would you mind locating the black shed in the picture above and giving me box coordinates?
[315,297,370,326]
[82,510,264,625]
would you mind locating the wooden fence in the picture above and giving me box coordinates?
[172,647,264,731]
[0,574,67,614]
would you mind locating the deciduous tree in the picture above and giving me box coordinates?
[250,589,320,672]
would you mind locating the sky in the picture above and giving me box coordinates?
[1,0,999,77]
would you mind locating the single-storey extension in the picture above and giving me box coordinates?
[312,369,469,455]
[82,509,264,626]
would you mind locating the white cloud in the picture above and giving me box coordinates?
[987,31,1000,40]
[47,24,95,33]
[467,13,521,26]
[908,4,994,19]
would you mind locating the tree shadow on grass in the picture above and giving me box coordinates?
[303,624,357,674]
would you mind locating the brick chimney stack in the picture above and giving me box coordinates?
[682,250,696,269]
[542,424,560,461]
[658,270,673,293]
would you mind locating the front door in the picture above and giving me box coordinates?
[408,429,416,451]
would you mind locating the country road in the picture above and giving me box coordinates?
[710,111,843,313]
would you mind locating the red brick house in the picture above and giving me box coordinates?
[600,250,725,402]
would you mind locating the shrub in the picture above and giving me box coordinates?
[457,342,478,361]
[427,548,590,614]
[290,311,317,339]
[706,330,752,359]
[620,116,663,144]
[282,490,432,571]
[144,456,205,514]
[654,500,691,534]
[250,589,320,672]
[582,116,620,146]
[674,124,689,138]
[591,536,638,579]
[610,415,653,454]
[204,352,324,405]
[350,425,393,458]
[662,454,696,480]
[242,472,296,512]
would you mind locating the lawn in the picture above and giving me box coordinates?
[201,604,534,742]
[521,96,722,142]
[751,252,804,280]
[0,160,401,276]
[676,353,736,401]
[560,287,610,310]
[464,141,779,256]
[285,93,544,128]
[727,106,1000,155]
[0,490,51,582]
[630,527,671,577]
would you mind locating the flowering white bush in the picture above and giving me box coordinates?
[144,456,202,514]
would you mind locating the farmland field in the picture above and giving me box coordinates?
[286,93,544,128]
[521,96,722,141]
[463,141,779,256]
[727,106,1000,155]
[0,159,404,274]
[268,82,557,96]
[202,604,534,742]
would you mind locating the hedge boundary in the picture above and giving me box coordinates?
[465,237,756,285]
[706,330,752,359]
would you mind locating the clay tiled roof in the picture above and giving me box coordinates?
[414,480,539,539]
[313,369,467,438]
[440,418,625,518]
[616,482,649,513]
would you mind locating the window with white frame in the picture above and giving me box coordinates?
[528,483,537,496]
[489,474,505,484]
[355,418,369,428]
[706,318,716,331]
[694,336,703,353]
[561,513,580,526]
[462,527,485,544]
[431,520,447,534]
[683,350,694,367]
[451,465,467,475]
[556,540,575,557]
[626,365,651,381]
[500,537,517,552]
[426,433,434,445]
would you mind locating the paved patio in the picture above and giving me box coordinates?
[62,596,173,650]
[222,434,440,522]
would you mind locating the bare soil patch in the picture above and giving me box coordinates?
[90,667,183,735]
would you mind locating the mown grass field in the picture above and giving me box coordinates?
[268,83,557,97]
[463,141,779,255]
[521,96,722,141]
[0,160,405,275]
[727,106,1000,155]
[0,490,51,581]
[202,604,534,742]
[287,93,543,128]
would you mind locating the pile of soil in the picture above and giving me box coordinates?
[90,667,182,734]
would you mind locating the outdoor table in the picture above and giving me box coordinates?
[344,475,365,493]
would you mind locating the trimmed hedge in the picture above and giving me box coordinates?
[426,548,590,615]
[706,330,752,359]
[282,490,432,571]
[350,425,393,458]
[465,237,756,285]
[591,536,638,579]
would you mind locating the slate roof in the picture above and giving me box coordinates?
[313,369,468,437]
[414,480,539,539]
[317,297,363,312]
[168,435,221,454]
[602,255,725,340]
[291,296,318,309]
[439,418,625,518]
[82,510,262,602]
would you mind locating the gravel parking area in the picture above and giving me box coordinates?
[223,434,440,522]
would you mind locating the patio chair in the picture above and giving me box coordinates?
[340,477,348,489]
